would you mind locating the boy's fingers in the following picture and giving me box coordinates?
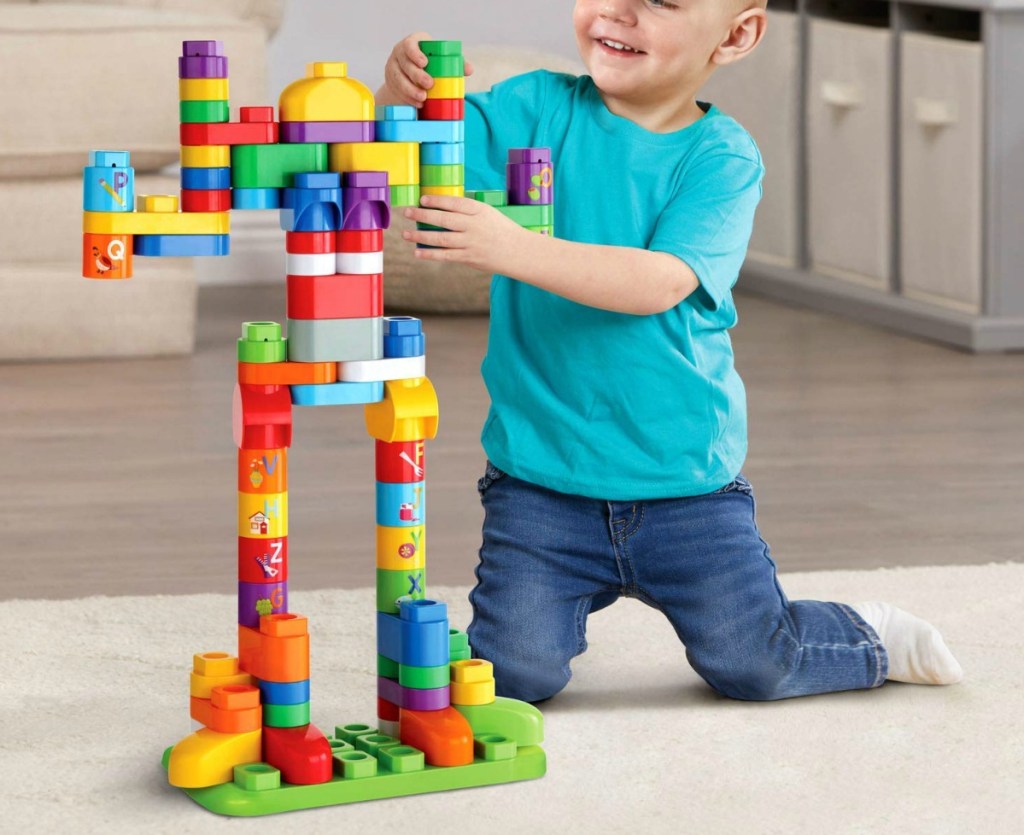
[403,32,431,67]
[403,207,467,230]
[464,59,475,77]
[403,229,460,249]
[385,63,427,104]
[419,194,480,215]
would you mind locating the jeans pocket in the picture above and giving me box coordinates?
[477,460,508,496]
[712,473,753,496]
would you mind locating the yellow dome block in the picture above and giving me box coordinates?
[279,61,374,123]
[364,377,439,443]
[167,728,262,788]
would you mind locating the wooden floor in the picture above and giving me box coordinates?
[3,285,1022,601]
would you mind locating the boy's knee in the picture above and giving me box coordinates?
[687,649,795,702]
[493,660,570,704]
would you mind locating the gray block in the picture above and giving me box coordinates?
[286,317,383,362]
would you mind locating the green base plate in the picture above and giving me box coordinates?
[162,737,545,816]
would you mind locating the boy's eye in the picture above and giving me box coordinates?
[647,0,678,9]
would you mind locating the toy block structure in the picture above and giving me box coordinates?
[82,39,550,816]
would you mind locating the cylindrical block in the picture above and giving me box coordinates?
[82,233,132,279]
[238,536,288,583]
[238,580,287,628]
[507,161,553,206]
[180,189,231,212]
[376,481,425,527]
[239,448,288,493]
[376,568,426,614]
[238,491,288,538]
[83,150,134,212]
[375,440,426,482]
[376,525,425,570]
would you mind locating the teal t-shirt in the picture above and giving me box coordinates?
[464,70,764,500]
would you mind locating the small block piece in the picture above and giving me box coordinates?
[286,231,335,254]
[424,76,465,99]
[364,377,439,444]
[138,194,179,213]
[132,233,229,257]
[353,733,401,755]
[419,40,462,57]
[239,449,287,493]
[376,524,426,571]
[450,647,471,662]
[390,184,421,208]
[420,142,464,166]
[181,144,230,167]
[335,250,384,274]
[377,744,425,773]
[256,677,310,706]
[238,321,287,363]
[182,118,279,147]
[375,439,426,483]
[399,706,473,767]
[468,189,508,207]
[263,700,311,728]
[233,763,280,792]
[420,164,464,187]
[334,724,376,744]
[242,106,275,122]
[232,188,282,210]
[167,728,260,789]
[399,663,450,690]
[238,534,289,582]
[211,684,261,711]
[261,724,333,785]
[449,629,470,654]
[399,598,448,624]
[336,229,383,253]
[238,580,288,628]
[508,147,552,164]
[179,77,229,102]
[451,659,494,684]
[181,167,231,190]
[333,750,377,779]
[180,189,231,213]
[82,233,132,279]
[83,150,134,212]
[238,491,288,540]
[190,668,254,700]
[420,185,464,198]
[194,652,240,678]
[376,567,426,614]
[287,252,337,276]
[238,360,337,386]
[231,143,328,189]
[286,316,383,363]
[232,382,293,449]
[375,105,417,121]
[259,612,307,638]
[474,734,517,761]
[280,172,344,232]
[337,354,425,383]
[495,203,553,228]
[377,655,400,679]
[424,54,465,78]
[237,623,309,683]
[327,738,355,752]
[375,119,464,144]
[375,479,425,528]
[450,678,496,706]
[279,121,374,144]
[180,99,230,124]
[290,380,384,407]
[330,141,418,187]
[383,316,425,359]
[420,98,465,121]
[287,273,383,320]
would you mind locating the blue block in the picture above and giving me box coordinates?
[375,105,417,122]
[83,150,134,212]
[376,480,425,527]
[256,678,310,706]
[420,142,465,165]
[375,119,464,144]
[399,599,448,624]
[383,333,426,358]
[232,188,281,209]
[293,172,341,189]
[132,234,229,257]
[280,172,344,232]
[377,612,450,668]
[290,380,384,406]
[181,166,231,190]
[384,316,423,337]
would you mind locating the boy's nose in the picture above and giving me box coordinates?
[599,0,634,23]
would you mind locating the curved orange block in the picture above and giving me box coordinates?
[399,705,474,767]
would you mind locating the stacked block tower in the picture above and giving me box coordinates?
[80,39,555,816]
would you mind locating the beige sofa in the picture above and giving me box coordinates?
[0,0,282,360]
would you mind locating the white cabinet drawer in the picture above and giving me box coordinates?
[698,9,800,267]
[900,33,983,312]
[808,19,893,289]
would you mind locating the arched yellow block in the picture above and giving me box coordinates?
[376,524,425,570]
[167,727,262,788]
[364,377,439,443]
[279,61,374,122]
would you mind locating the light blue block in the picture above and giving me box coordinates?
[375,119,464,144]
[83,150,134,212]
[420,142,465,165]
[375,481,425,527]
[291,380,384,406]
[132,234,229,257]
[375,105,417,121]
[232,188,281,210]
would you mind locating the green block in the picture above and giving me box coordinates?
[353,733,401,756]
[425,54,464,78]
[467,189,507,207]
[377,654,400,678]
[377,744,426,774]
[180,99,230,123]
[454,697,544,747]
[263,701,310,728]
[390,184,421,208]
[237,321,287,363]
[326,738,355,753]
[233,763,281,791]
[419,40,462,57]
[449,628,469,654]
[334,723,377,744]
[333,750,378,779]
[231,143,328,189]
[474,734,517,762]
[376,568,425,614]
[449,647,471,661]
[399,663,450,690]
[420,164,464,187]
[495,203,553,228]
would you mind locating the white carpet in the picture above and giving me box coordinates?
[3,564,1021,834]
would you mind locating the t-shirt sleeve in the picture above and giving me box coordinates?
[648,150,764,310]
[464,70,554,191]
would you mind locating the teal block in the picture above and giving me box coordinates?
[375,120,464,144]
[290,380,384,406]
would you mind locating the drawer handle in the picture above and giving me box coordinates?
[914,97,958,128]
[821,80,864,109]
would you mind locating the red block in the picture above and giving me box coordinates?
[420,98,464,121]
[238,536,288,584]
[262,724,333,785]
[286,231,335,255]
[232,383,293,450]
[378,696,401,722]
[336,229,383,253]
[286,273,383,320]
[181,188,231,213]
[376,440,426,483]
[181,106,278,146]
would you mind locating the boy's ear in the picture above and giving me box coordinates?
[712,9,768,67]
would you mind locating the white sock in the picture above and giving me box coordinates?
[851,601,963,685]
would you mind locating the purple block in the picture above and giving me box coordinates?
[279,121,375,144]
[377,676,450,711]
[341,175,391,231]
[179,56,228,79]
[343,171,389,189]
[182,40,224,57]
[507,147,551,165]
[238,581,288,628]
[507,162,553,206]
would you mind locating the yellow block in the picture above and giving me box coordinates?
[181,145,231,168]
[329,141,419,186]
[167,728,262,788]
[376,524,425,570]
[364,377,439,443]
[279,61,374,122]
[189,669,254,699]
[180,78,230,101]
[450,678,496,706]
[193,652,240,678]
[451,659,494,684]
[425,76,465,100]
[420,185,464,198]
[139,194,179,213]
[238,491,288,538]
[83,208,230,236]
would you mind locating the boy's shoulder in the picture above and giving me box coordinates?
[694,104,762,167]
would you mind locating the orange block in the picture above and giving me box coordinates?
[83,233,132,279]
[260,613,309,638]
[399,705,474,767]
[238,448,288,493]
[190,696,262,733]
[211,684,261,711]
[237,361,338,386]
[238,624,309,683]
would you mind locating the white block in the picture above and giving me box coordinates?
[336,251,384,275]
[337,355,426,383]
[286,252,336,276]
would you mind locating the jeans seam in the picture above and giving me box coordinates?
[835,602,889,686]
[574,594,599,656]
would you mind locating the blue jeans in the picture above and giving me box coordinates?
[467,462,888,703]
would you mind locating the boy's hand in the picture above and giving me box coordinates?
[383,32,474,107]
[403,196,525,273]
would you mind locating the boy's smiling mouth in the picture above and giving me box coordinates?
[595,37,646,56]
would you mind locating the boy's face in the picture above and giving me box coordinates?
[573,0,747,110]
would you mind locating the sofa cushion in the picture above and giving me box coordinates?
[0,4,271,178]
